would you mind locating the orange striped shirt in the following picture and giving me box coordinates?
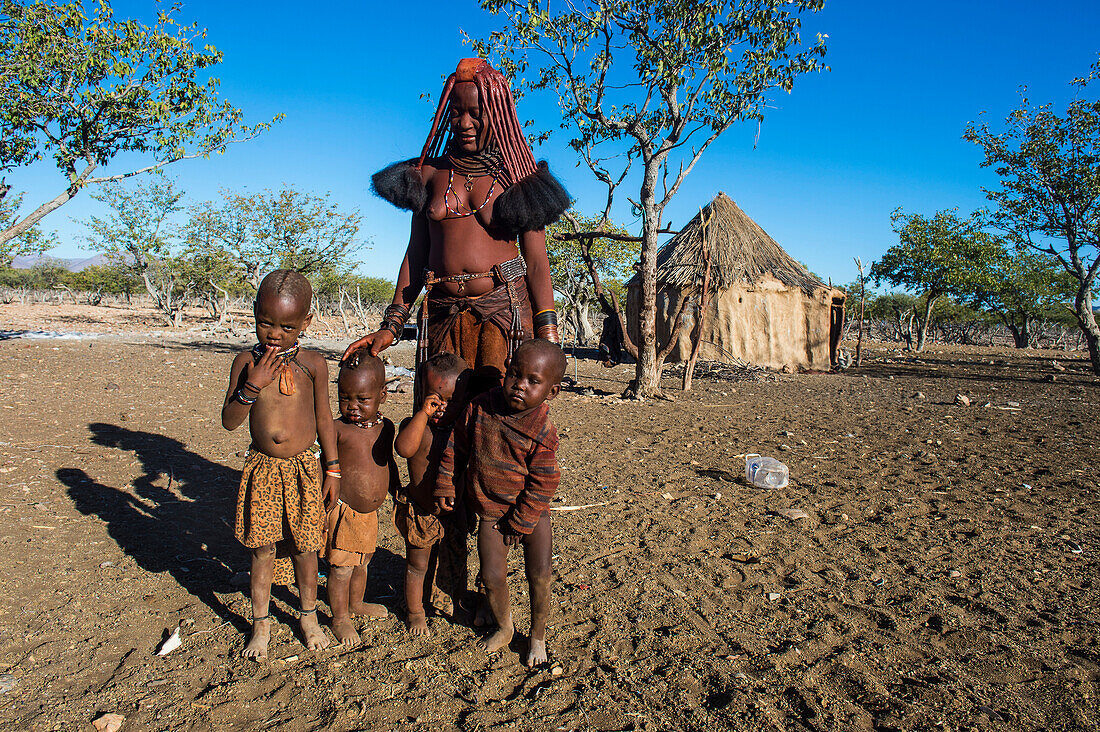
[435,388,560,534]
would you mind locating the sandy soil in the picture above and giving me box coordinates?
[0,301,1097,731]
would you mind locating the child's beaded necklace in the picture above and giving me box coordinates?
[349,413,384,429]
[250,341,305,395]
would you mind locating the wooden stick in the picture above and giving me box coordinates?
[683,206,712,391]
[550,501,609,511]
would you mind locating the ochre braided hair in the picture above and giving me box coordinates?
[416,58,538,188]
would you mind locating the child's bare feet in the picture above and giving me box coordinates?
[349,600,388,619]
[526,638,548,667]
[477,623,514,653]
[299,609,330,651]
[332,617,360,646]
[406,611,430,636]
[243,617,271,660]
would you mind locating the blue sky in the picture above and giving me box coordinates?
[9,0,1100,289]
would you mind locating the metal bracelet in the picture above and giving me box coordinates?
[384,303,412,324]
[379,319,402,342]
[234,388,257,405]
[536,323,560,343]
[533,309,558,330]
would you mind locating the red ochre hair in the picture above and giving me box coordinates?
[416,58,538,188]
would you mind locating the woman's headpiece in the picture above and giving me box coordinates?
[416,58,538,188]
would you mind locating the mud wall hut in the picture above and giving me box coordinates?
[626,192,846,371]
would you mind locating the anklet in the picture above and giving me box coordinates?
[252,615,270,622]
[299,608,317,616]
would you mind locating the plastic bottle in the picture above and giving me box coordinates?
[744,453,789,489]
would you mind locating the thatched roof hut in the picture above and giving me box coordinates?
[627,192,846,371]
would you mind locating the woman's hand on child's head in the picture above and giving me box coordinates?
[435,495,454,514]
[322,475,340,511]
[245,345,281,390]
[341,329,395,362]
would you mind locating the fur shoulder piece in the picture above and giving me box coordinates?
[493,162,570,236]
[371,159,427,213]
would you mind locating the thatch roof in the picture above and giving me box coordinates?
[628,192,825,296]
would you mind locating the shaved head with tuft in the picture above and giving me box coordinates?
[256,269,312,316]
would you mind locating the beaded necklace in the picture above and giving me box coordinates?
[250,341,303,395]
[443,144,502,218]
[443,169,495,218]
[348,413,385,429]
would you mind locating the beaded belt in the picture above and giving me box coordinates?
[422,253,526,294]
[418,254,528,394]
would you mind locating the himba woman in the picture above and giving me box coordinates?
[342,58,569,629]
[342,58,569,395]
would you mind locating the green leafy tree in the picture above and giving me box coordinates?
[69,261,141,301]
[81,171,188,325]
[184,194,261,289]
[27,256,68,289]
[932,296,993,346]
[965,57,1100,373]
[473,0,827,397]
[546,212,635,344]
[236,187,364,280]
[871,209,1002,351]
[973,249,1076,348]
[176,239,246,323]
[0,0,278,246]
[865,291,919,348]
[187,187,365,290]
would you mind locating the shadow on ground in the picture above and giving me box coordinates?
[59,422,248,628]
[59,422,408,629]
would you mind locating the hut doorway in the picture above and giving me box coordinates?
[829,295,845,366]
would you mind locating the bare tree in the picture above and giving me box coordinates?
[474,0,827,397]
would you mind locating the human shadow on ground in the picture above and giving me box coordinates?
[60,423,411,634]
[58,422,253,630]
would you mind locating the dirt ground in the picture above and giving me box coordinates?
[0,301,1097,731]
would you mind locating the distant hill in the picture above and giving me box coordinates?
[10,253,118,272]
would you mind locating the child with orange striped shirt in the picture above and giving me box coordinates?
[435,339,567,666]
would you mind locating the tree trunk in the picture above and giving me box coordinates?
[338,287,352,335]
[210,280,231,326]
[576,300,597,345]
[632,163,662,398]
[566,306,581,344]
[683,211,713,391]
[1073,281,1100,375]
[1007,322,1030,348]
[855,263,866,367]
[578,237,637,359]
[140,269,174,327]
[0,186,76,247]
[915,295,938,352]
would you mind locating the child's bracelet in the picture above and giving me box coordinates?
[324,458,340,466]
[325,470,342,479]
[242,381,262,394]
[233,389,256,405]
